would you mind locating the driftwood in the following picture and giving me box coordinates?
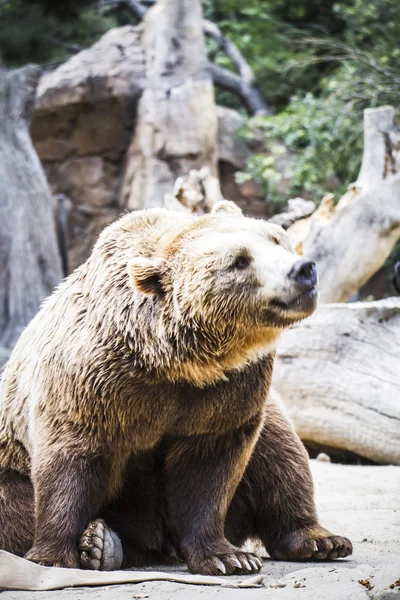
[273,298,400,465]
[0,66,62,364]
[164,167,224,213]
[0,551,263,591]
[295,106,400,303]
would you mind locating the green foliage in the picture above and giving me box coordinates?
[0,0,118,68]
[240,0,400,203]
[242,74,365,202]
[202,0,346,111]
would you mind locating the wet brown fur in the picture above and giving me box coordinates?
[0,205,352,572]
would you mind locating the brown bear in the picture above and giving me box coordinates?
[0,201,352,575]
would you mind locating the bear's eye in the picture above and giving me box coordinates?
[232,255,251,270]
[272,236,280,245]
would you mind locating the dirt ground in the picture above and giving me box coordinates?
[2,460,400,600]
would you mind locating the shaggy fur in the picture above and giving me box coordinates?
[0,201,352,574]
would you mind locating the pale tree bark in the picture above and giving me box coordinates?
[0,66,62,362]
[294,106,400,303]
[273,298,400,465]
[120,0,219,210]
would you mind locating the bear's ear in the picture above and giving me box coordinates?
[127,257,165,296]
[211,200,242,216]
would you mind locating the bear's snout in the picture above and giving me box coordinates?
[288,259,317,289]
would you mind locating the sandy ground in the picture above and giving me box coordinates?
[2,460,400,599]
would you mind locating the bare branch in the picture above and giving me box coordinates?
[203,18,272,115]
[202,19,254,85]
[209,64,271,116]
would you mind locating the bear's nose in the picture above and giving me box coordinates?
[288,259,317,288]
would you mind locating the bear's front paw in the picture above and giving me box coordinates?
[188,551,262,576]
[269,525,353,561]
[79,518,123,571]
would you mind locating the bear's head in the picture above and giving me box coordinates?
[123,201,317,386]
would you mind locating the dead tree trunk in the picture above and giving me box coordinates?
[120,0,218,210]
[0,66,62,362]
[296,106,400,303]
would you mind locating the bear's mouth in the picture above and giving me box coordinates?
[270,286,317,315]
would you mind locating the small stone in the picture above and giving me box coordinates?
[316,452,331,462]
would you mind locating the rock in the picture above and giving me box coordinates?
[33,25,145,162]
[316,453,331,463]
[273,298,400,465]
[35,25,145,109]
[46,157,119,209]
[31,26,145,271]
[216,106,250,169]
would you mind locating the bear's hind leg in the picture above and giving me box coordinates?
[225,392,353,561]
[0,468,34,556]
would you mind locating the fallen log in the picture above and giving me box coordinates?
[273,298,400,465]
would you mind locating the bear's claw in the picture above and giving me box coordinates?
[79,519,123,571]
[188,551,263,576]
[313,534,352,560]
[269,526,353,561]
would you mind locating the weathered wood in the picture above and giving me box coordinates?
[164,167,224,213]
[120,0,218,211]
[295,106,400,303]
[273,298,400,465]
[0,65,62,359]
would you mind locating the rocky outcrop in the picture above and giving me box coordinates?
[32,26,145,272]
[33,25,145,161]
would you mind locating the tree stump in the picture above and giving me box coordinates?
[120,0,218,211]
